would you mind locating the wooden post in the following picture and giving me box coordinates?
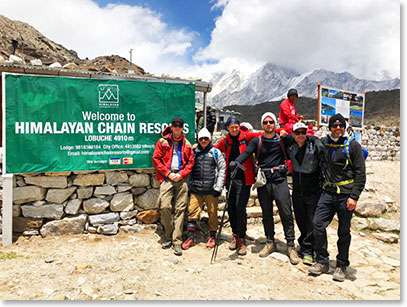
[203,92,207,128]
[317,82,321,128]
[2,174,13,246]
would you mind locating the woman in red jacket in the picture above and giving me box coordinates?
[214,116,262,255]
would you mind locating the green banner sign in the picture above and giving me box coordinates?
[3,73,196,174]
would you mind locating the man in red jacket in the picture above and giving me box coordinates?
[214,116,262,255]
[153,117,194,256]
[279,88,304,128]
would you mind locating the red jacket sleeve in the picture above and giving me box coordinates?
[180,144,194,179]
[152,140,171,178]
[214,137,226,152]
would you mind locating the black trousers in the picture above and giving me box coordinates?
[313,192,354,267]
[227,178,251,239]
[257,179,295,246]
[292,191,320,256]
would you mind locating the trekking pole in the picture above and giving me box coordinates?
[211,162,246,264]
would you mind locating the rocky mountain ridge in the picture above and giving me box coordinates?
[210,63,400,108]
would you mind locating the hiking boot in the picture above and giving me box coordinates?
[229,234,238,250]
[309,262,329,276]
[259,241,277,258]
[173,244,182,256]
[333,265,346,282]
[206,237,216,249]
[288,246,301,265]
[237,239,247,256]
[161,240,172,249]
[302,254,314,266]
[181,238,196,250]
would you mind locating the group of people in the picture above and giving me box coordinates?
[152,89,366,283]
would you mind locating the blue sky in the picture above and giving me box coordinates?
[0,0,401,82]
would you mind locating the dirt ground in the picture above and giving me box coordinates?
[0,161,400,301]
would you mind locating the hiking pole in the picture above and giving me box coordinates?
[211,162,246,264]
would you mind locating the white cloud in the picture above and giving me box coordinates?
[196,0,400,80]
[0,0,196,75]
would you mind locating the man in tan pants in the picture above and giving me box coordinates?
[153,117,194,256]
[181,128,226,250]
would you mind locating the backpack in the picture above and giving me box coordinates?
[325,135,367,169]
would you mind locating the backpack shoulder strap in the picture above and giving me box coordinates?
[225,138,229,153]
[212,148,219,163]
[256,136,263,159]
[278,137,288,160]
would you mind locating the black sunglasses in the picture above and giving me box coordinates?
[172,123,183,128]
[332,124,345,128]
[199,137,209,141]
[263,120,275,125]
[294,130,307,135]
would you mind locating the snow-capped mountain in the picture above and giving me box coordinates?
[209,63,400,108]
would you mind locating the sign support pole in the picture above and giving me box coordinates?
[317,82,321,129]
[2,174,13,246]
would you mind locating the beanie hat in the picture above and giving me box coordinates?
[225,116,240,127]
[328,113,346,129]
[261,112,277,126]
[198,127,211,140]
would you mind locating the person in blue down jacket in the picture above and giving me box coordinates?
[182,128,226,250]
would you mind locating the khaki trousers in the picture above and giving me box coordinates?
[188,193,219,232]
[158,179,188,245]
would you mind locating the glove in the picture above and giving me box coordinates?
[212,190,221,198]
[229,161,237,170]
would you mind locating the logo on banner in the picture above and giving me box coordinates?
[109,158,121,165]
[123,157,133,165]
[98,84,119,108]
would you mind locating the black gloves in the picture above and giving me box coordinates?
[229,161,237,170]
[212,190,221,198]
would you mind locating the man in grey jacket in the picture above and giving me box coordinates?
[182,128,226,250]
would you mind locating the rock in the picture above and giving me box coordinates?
[165,257,179,265]
[105,172,128,185]
[351,216,368,230]
[0,55,4,62]
[383,196,394,204]
[129,174,150,187]
[110,193,134,211]
[355,202,386,217]
[120,224,144,233]
[120,210,138,220]
[22,230,40,236]
[73,174,105,187]
[46,187,77,203]
[118,219,137,226]
[62,62,78,69]
[246,206,263,218]
[77,187,94,199]
[94,185,116,195]
[83,198,110,214]
[49,62,62,68]
[131,187,147,195]
[9,54,24,64]
[30,59,42,66]
[270,252,289,262]
[136,209,159,224]
[372,233,399,243]
[13,204,21,217]
[40,214,87,237]
[13,217,43,233]
[45,257,54,263]
[117,185,133,193]
[97,223,119,235]
[380,255,400,267]
[151,177,160,189]
[13,186,47,204]
[368,218,400,232]
[136,189,159,210]
[88,213,119,226]
[65,199,82,215]
[22,204,64,219]
[24,176,67,188]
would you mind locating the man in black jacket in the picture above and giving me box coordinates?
[231,112,301,265]
[206,106,217,134]
[309,113,366,282]
[286,122,324,265]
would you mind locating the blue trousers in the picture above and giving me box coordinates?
[313,192,354,267]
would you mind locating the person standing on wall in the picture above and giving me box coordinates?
[231,112,301,265]
[279,88,304,133]
[309,113,366,282]
[181,127,226,250]
[152,117,195,256]
[214,116,262,256]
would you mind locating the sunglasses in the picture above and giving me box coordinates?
[331,124,345,128]
[263,120,275,125]
[294,130,306,135]
[172,123,183,128]
[199,137,209,141]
